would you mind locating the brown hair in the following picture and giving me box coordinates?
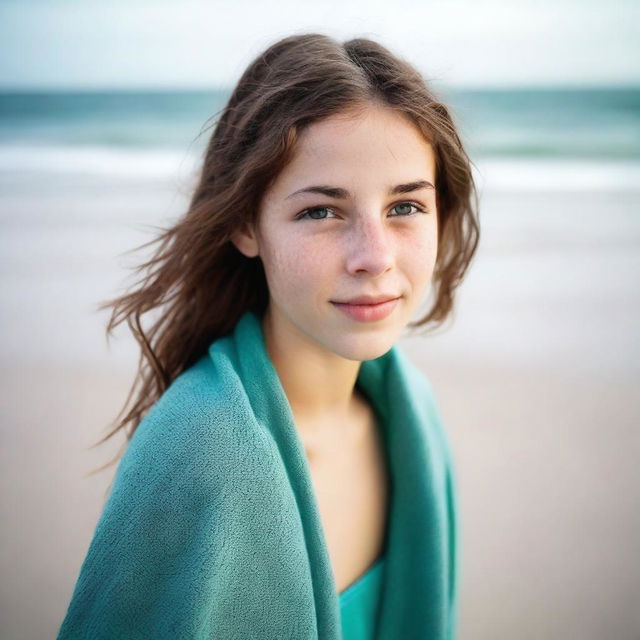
[90,32,480,474]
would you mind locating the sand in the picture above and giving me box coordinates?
[1,174,639,639]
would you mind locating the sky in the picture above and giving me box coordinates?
[0,0,638,90]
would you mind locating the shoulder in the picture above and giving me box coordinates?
[112,346,270,502]
[383,343,442,417]
[389,345,455,464]
[131,351,244,449]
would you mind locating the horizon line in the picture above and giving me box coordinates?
[0,81,639,94]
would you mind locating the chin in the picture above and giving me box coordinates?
[323,329,399,362]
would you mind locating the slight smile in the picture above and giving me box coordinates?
[330,296,401,323]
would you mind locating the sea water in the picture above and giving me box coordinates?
[0,87,639,188]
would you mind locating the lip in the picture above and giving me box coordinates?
[330,296,401,323]
[338,294,400,305]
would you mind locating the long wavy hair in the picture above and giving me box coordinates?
[90,32,480,474]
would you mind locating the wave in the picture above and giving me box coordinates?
[472,158,640,192]
[2,144,640,192]
[0,144,201,180]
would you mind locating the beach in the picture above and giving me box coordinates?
[1,96,639,638]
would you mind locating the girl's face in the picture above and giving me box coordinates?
[233,101,439,362]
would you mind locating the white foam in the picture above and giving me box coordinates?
[0,144,201,180]
[473,158,640,192]
[2,144,640,193]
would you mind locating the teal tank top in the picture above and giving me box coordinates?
[338,553,386,640]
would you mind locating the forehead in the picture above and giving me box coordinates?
[269,103,436,196]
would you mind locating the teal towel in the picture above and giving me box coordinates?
[57,309,459,639]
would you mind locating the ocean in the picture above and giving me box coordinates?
[0,87,639,191]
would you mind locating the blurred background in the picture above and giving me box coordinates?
[1,1,639,638]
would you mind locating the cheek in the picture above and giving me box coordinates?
[398,221,438,280]
[261,235,329,297]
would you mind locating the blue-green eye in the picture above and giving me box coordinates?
[390,202,424,216]
[296,207,337,220]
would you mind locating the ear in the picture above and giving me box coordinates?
[230,222,260,258]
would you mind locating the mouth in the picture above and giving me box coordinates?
[330,296,401,323]
[333,294,401,305]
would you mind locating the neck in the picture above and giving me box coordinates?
[261,306,363,437]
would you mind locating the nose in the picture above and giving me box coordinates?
[344,216,395,277]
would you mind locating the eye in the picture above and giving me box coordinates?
[296,206,338,220]
[389,202,426,217]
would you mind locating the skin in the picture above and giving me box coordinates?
[231,101,438,442]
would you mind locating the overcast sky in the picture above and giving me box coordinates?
[0,0,638,90]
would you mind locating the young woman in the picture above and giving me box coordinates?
[57,33,479,640]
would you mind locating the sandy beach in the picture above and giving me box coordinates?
[1,165,639,639]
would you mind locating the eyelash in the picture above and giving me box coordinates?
[295,201,428,221]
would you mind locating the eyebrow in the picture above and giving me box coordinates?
[285,179,435,200]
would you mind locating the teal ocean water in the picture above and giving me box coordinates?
[0,87,639,189]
